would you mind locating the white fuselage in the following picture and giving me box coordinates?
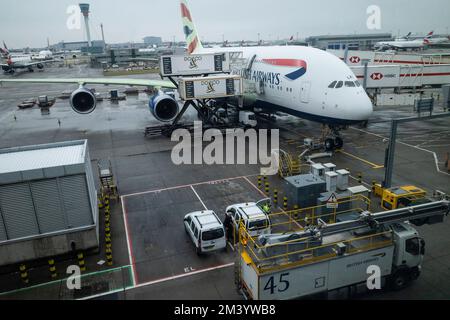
[197,45,373,125]
[375,40,425,50]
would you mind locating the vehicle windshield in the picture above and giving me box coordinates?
[247,219,268,230]
[202,228,224,241]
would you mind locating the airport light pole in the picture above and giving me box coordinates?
[100,23,106,52]
[383,112,450,188]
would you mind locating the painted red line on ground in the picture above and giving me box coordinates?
[121,196,139,285]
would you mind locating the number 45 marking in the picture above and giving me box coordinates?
[264,272,290,294]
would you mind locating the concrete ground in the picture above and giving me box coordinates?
[0,65,449,300]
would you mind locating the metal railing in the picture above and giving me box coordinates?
[239,226,393,274]
[236,195,393,274]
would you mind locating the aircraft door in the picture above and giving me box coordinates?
[300,81,311,103]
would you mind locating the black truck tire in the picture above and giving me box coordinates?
[389,270,410,291]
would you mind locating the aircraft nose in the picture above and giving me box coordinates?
[354,92,373,121]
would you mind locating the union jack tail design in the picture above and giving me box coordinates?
[0,41,9,57]
[180,0,203,54]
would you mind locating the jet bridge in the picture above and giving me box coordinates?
[145,52,246,137]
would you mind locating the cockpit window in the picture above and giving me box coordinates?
[328,81,337,88]
[335,81,343,88]
[354,81,361,87]
[345,81,355,87]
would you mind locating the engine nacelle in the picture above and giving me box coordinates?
[70,87,97,114]
[148,93,179,122]
[36,63,44,69]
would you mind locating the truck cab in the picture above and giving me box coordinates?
[390,222,425,289]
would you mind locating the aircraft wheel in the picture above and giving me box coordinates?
[324,138,335,151]
[334,137,344,149]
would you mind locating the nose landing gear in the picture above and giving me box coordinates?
[323,125,345,151]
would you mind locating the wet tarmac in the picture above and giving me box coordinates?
[0,64,449,300]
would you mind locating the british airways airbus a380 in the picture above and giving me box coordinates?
[0,0,373,150]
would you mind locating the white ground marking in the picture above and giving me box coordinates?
[79,262,235,300]
[191,185,208,210]
[351,127,450,176]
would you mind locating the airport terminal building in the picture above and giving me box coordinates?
[306,33,392,50]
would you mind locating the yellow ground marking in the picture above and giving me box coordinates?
[336,149,384,169]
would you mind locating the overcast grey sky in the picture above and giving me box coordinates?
[1,0,449,48]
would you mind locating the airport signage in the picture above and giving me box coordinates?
[349,56,361,64]
[350,65,400,88]
[160,52,231,76]
[178,75,243,100]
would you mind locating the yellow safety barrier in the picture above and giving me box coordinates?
[77,253,86,272]
[264,181,270,195]
[283,197,288,210]
[105,226,111,237]
[257,176,262,188]
[19,264,29,284]
[106,247,113,266]
[48,259,57,279]
[273,189,278,204]
[105,236,112,249]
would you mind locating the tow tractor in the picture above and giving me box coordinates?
[373,184,427,210]
[236,199,449,299]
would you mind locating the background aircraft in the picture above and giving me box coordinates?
[374,31,447,50]
[1,42,55,74]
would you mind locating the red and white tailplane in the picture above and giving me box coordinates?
[180,0,203,54]
[423,31,434,44]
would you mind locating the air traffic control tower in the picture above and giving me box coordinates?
[79,3,92,48]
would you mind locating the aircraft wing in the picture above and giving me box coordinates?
[0,78,177,88]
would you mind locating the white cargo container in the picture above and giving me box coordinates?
[160,52,231,76]
[178,75,243,100]
[0,140,99,266]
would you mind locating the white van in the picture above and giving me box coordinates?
[225,199,272,238]
[184,210,227,255]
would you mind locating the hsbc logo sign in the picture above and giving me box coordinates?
[370,72,397,80]
[349,56,361,63]
[370,72,383,80]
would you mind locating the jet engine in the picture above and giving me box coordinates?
[36,63,44,69]
[70,87,97,114]
[148,92,179,122]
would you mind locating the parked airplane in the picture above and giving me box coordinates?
[374,31,443,50]
[0,0,373,150]
[0,42,55,74]
[31,50,53,61]
[180,0,372,149]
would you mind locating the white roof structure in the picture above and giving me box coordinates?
[0,140,88,184]
[0,145,85,174]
